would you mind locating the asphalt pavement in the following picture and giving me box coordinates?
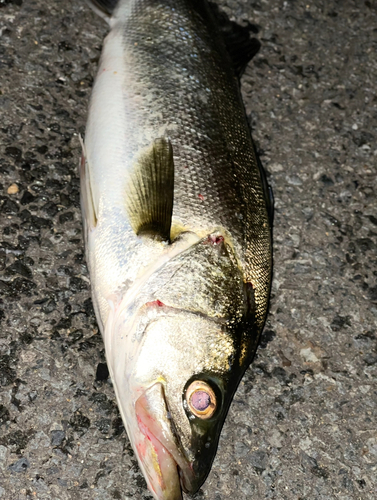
[0,0,376,499]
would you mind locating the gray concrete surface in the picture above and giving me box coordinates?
[0,0,376,498]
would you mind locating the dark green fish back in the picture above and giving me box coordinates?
[118,0,271,341]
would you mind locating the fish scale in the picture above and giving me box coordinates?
[110,0,269,307]
[81,0,272,498]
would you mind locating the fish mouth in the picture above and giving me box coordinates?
[134,383,194,500]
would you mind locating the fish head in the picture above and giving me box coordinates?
[108,306,255,499]
[132,313,249,495]
[105,235,257,499]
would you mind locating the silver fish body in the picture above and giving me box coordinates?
[81,0,272,498]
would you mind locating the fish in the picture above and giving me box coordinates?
[79,0,272,498]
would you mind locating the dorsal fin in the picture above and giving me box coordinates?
[252,139,274,226]
[126,138,174,242]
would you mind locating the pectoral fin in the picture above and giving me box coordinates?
[126,138,174,242]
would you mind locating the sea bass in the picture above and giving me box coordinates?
[80,0,272,498]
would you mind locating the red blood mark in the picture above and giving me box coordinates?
[136,414,165,490]
[80,153,85,170]
[137,415,154,443]
[145,299,165,308]
[198,193,204,201]
[212,235,224,245]
[204,234,225,245]
[136,439,147,458]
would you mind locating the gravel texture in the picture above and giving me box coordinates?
[0,0,376,499]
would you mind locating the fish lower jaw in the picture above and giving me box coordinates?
[136,416,183,500]
[134,383,198,499]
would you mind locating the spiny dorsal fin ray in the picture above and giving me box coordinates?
[126,138,174,242]
[252,138,274,226]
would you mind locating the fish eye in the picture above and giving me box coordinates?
[186,381,217,419]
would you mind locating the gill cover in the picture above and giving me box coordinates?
[103,233,258,496]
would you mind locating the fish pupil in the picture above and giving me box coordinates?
[191,390,210,411]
